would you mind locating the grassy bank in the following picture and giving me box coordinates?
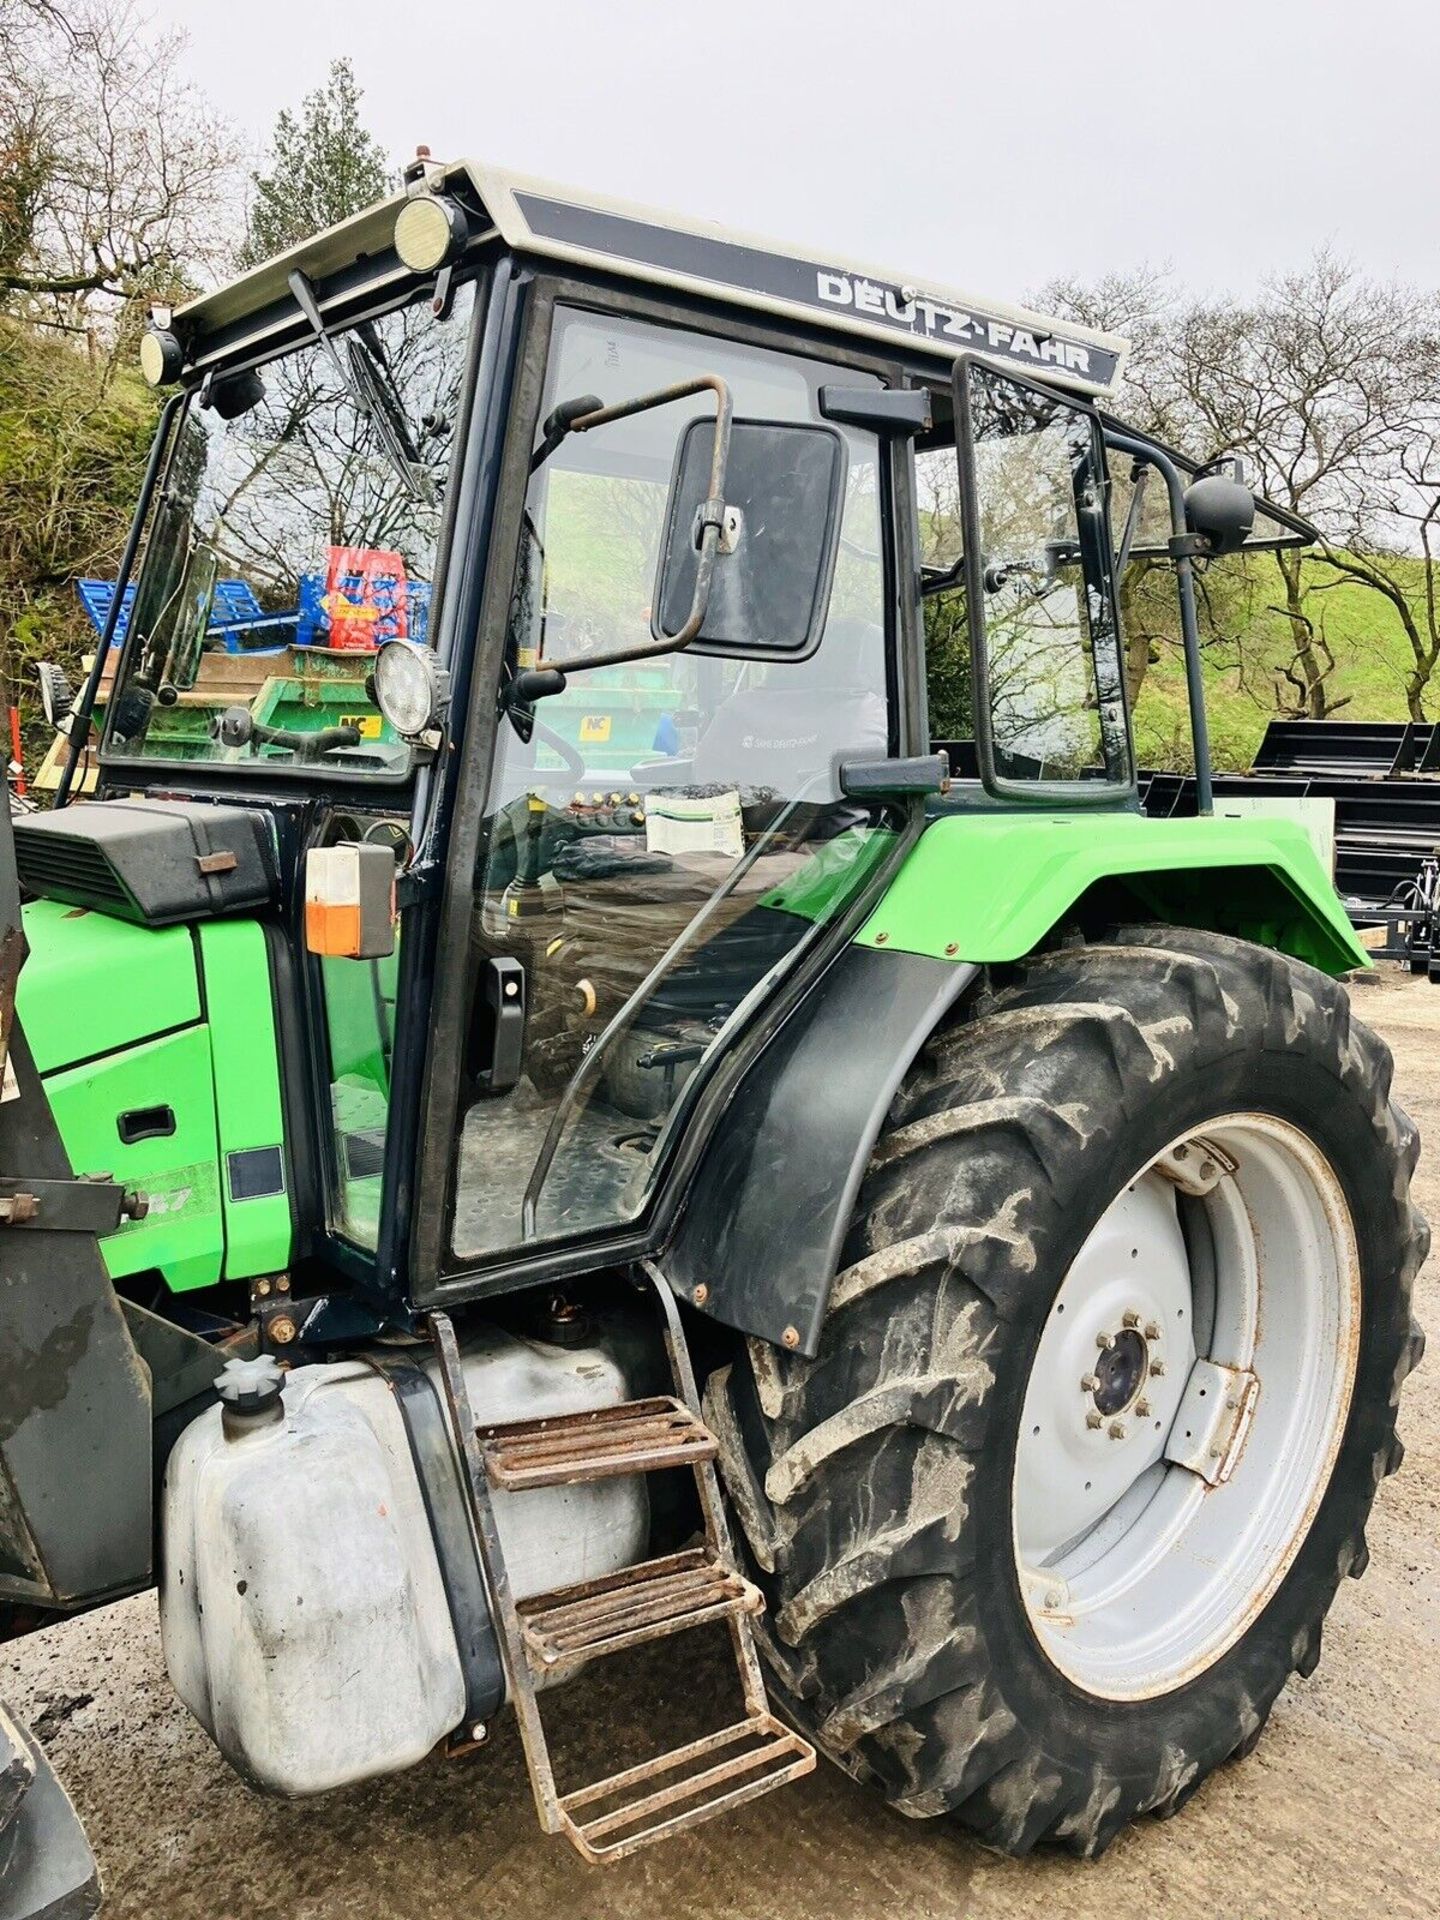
[1133,554,1429,770]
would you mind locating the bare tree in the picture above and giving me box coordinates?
[1036,264,1183,444]
[1162,255,1435,718]
[1046,254,1438,722]
[1316,398,1440,720]
[0,1,236,341]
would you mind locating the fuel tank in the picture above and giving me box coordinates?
[160,1324,647,1798]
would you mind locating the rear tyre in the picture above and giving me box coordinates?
[706,929,1427,1855]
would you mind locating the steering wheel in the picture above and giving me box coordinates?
[526,714,587,790]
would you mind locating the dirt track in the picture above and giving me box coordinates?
[11,966,1440,1920]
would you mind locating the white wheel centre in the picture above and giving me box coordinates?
[1012,1114,1360,1700]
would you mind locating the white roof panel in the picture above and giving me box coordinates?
[176,160,1129,397]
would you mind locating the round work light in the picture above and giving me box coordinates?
[139,328,184,387]
[373,640,450,738]
[393,194,469,273]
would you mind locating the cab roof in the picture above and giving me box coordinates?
[174,159,1129,398]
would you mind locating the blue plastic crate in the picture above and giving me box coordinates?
[296,573,327,647]
[76,578,137,642]
[76,577,291,653]
[409,580,432,645]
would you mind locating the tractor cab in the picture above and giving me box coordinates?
[39,160,1170,1308]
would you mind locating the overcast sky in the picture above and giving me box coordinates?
[155,0,1439,307]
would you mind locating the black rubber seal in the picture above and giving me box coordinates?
[366,1354,505,1728]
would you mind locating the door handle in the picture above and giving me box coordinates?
[474,956,526,1095]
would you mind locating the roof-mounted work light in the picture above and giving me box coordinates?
[139,326,184,387]
[393,193,469,274]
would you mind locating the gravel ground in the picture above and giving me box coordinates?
[11,966,1440,1920]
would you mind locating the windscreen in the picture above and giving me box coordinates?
[104,282,477,776]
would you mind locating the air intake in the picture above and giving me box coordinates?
[14,801,276,927]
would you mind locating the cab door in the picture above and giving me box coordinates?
[445,299,900,1266]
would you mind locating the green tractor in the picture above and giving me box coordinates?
[1,157,1425,1891]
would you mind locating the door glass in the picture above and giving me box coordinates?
[314,814,405,1249]
[321,949,397,1246]
[452,308,891,1260]
[961,361,1130,788]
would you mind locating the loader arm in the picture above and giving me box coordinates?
[0,797,142,1915]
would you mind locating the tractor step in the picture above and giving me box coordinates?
[479,1394,717,1489]
[432,1266,815,1865]
[517,1547,762,1675]
[557,1714,814,1864]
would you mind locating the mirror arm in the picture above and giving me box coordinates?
[535,375,733,674]
[1104,429,1214,817]
[528,392,603,474]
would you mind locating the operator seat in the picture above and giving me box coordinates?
[688,614,886,799]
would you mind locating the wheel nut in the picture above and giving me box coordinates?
[1150,1360,1166,1377]
[1096,1332,1115,1350]
[1144,1322,1161,1341]
[1108,1420,1127,1440]
[1086,1411,1103,1429]
[1122,1310,1141,1328]
[1081,1373,1099,1392]
[1045,1588,1063,1608]
[1136,1399,1151,1418]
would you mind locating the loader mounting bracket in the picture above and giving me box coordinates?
[0,1174,134,1234]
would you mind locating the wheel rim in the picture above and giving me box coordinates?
[1011,1112,1360,1701]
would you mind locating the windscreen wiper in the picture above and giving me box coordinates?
[350,321,432,468]
[287,270,430,503]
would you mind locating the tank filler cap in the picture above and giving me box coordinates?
[216,1354,286,1430]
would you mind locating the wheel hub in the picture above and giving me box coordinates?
[1091,1327,1149,1416]
[1014,1179,1193,1560]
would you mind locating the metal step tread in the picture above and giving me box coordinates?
[558,1714,815,1863]
[517,1548,762,1673]
[478,1395,717,1490]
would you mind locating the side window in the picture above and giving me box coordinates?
[916,439,972,753]
[451,307,893,1262]
[958,360,1130,791]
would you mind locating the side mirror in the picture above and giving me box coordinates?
[1183,474,1255,556]
[520,375,734,682]
[653,418,847,660]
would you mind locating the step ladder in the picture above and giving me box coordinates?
[429,1268,815,1864]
